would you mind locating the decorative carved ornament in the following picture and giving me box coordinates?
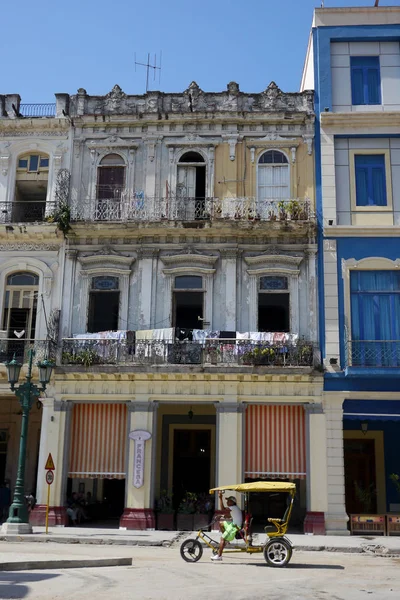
[245,253,303,276]
[78,247,135,275]
[161,252,218,275]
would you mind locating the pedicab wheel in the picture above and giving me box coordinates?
[263,538,292,568]
[180,539,203,562]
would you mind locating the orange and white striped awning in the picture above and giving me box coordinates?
[245,405,306,479]
[68,403,127,479]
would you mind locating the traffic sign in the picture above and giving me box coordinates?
[45,470,54,485]
[45,453,55,470]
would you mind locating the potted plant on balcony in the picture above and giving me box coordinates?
[242,346,275,366]
[156,490,175,531]
[176,492,197,531]
[277,200,288,221]
[193,493,213,531]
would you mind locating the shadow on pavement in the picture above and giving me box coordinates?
[0,572,59,599]
[252,563,345,570]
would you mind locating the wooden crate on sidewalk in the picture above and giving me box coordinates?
[386,514,400,536]
[350,514,386,535]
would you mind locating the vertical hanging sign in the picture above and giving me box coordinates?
[129,430,152,489]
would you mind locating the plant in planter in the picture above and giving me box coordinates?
[298,344,313,366]
[46,201,72,237]
[354,481,376,513]
[390,473,400,500]
[193,493,213,530]
[267,209,277,221]
[156,490,175,530]
[176,492,197,531]
[287,200,301,221]
[277,200,288,221]
[242,346,275,366]
[61,349,100,367]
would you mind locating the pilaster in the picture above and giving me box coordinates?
[138,249,158,329]
[214,402,245,505]
[324,392,349,535]
[121,400,158,530]
[304,403,327,534]
[220,248,237,331]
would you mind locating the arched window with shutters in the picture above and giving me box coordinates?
[2,272,39,360]
[257,150,290,200]
[96,154,126,220]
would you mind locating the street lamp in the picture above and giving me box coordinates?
[2,349,54,534]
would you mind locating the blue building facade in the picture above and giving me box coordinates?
[302,6,400,534]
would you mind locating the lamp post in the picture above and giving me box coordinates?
[2,349,54,534]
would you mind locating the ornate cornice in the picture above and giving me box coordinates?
[321,111,400,129]
[245,254,303,267]
[160,253,218,268]
[326,225,400,237]
[86,137,139,150]
[78,247,134,273]
[0,243,60,251]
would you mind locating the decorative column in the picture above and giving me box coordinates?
[62,250,77,337]
[138,249,157,329]
[303,403,327,535]
[220,249,237,331]
[120,401,158,530]
[30,400,73,526]
[324,393,349,535]
[213,402,245,526]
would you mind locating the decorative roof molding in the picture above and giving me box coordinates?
[166,135,218,148]
[342,256,400,278]
[86,137,138,150]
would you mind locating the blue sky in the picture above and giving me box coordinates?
[1,0,399,101]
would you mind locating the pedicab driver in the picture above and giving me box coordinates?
[211,491,242,561]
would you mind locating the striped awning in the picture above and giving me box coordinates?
[245,404,306,480]
[68,403,127,479]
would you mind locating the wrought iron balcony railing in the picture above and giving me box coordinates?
[346,339,400,368]
[0,201,56,224]
[61,339,316,368]
[19,103,56,118]
[69,196,313,223]
[0,339,56,364]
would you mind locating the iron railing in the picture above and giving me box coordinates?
[0,339,56,364]
[0,201,56,224]
[69,196,313,223]
[346,340,400,368]
[61,339,316,368]
[19,103,56,118]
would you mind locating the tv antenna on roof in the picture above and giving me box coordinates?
[134,52,162,93]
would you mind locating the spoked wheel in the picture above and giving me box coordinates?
[180,539,203,562]
[263,538,292,568]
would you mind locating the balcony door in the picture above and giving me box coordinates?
[96,154,125,220]
[257,150,289,218]
[2,272,38,361]
[176,152,206,220]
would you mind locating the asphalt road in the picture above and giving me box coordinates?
[0,547,399,600]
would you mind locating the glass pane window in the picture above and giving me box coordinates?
[28,155,39,172]
[7,272,39,286]
[39,157,49,168]
[351,57,381,106]
[259,150,288,165]
[174,276,203,289]
[92,276,119,291]
[259,276,288,290]
[18,159,28,169]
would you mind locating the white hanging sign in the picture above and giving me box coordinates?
[129,430,152,489]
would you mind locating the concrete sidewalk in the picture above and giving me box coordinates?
[1,526,400,555]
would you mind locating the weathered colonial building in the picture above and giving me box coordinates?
[1,81,325,532]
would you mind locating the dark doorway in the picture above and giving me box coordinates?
[258,293,289,332]
[344,438,377,514]
[88,292,119,333]
[173,429,211,507]
[7,308,32,360]
[103,479,125,519]
[173,292,203,329]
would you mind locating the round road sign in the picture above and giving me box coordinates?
[46,470,54,485]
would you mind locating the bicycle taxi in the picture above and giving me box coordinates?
[180,481,296,567]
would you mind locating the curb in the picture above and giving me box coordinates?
[0,557,133,571]
[0,535,175,547]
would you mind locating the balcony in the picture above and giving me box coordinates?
[60,338,316,369]
[69,195,313,224]
[0,339,56,364]
[346,340,400,370]
[0,201,56,224]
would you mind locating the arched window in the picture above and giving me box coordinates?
[257,150,289,200]
[97,154,125,199]
[88,276,120,333]
[173,275,204,329]
[2,271,39,359]
[176,151,207,220]
[96,154,126,220]
[14,152,50,223]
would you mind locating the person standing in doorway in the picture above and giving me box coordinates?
[211,492,242,561]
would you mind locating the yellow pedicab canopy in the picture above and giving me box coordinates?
[209,481,296,494]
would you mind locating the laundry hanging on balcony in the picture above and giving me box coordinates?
[68,403,127,479]
[245,404,306,480]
